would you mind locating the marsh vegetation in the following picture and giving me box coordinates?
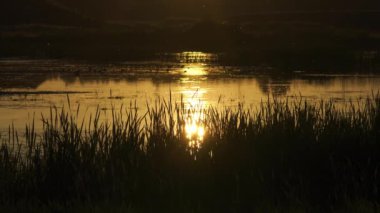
[1,95,380,212]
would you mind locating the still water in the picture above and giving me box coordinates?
[1,52,380,146]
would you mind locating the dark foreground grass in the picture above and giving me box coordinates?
[1,96,380,212]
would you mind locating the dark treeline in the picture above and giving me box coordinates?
[1,0,380,71]
[53,0,380,20]
[0,0,94,25]
[1,0,380,22]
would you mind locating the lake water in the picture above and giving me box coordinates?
[1,52,380,145]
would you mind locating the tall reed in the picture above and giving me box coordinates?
[0,95,380,211]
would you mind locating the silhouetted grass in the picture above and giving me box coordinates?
[1,95,380,212]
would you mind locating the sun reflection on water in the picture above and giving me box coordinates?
[176,51,217,63]
[179,70,208,148]
[183,64,208,76]
[181,91,207,148]
[174,52,212,149]
[185,111,206,149]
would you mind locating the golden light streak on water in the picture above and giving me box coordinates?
[185,111,206,149]
[182,64,208,76]
[177,60,209,148]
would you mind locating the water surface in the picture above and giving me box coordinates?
[1,53,380,146]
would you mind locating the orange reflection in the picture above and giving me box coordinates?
[181,85,207,148]
[176,53,209,148]
[176,51,211,76]
[182,64,207,76]
[176,51,216,63]
[185,111,205,149]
